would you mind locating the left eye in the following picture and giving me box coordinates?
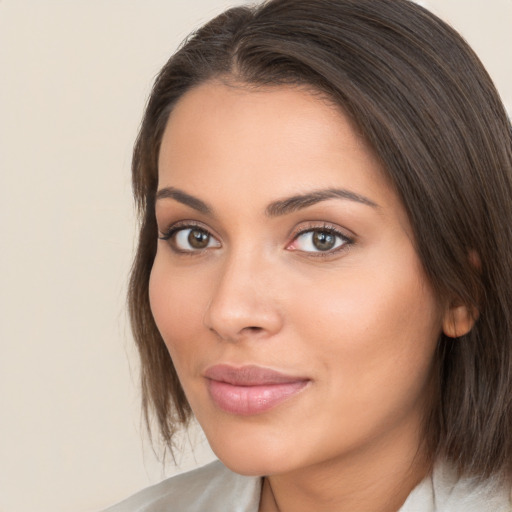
[290,229,348,253]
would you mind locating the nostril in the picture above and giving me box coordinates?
[208,325,263,340]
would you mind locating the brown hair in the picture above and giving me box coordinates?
[128,0,512,479]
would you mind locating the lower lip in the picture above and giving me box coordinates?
[207,379,309,416]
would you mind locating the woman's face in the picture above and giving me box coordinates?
[150,82,445,476]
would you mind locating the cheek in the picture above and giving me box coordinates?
[289,255,442,406]
[295,267,438,339]
[148,255,209,363]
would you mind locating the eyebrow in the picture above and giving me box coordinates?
[155,187,212,215]
[155,186,378,216]
[265,188,378,217]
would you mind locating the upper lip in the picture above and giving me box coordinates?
[204,364,309,386]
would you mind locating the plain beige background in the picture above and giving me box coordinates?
[0,1,510,511]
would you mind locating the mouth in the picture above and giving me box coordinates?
[204,364,310,416]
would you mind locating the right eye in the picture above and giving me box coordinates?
[159,225,221,253]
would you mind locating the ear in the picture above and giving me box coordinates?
[442,302,478,338]
[442,250,481,338]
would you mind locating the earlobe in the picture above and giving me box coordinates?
[442,250,481,339]
[442,303,478,338]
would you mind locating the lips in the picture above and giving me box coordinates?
[204,364,309,416]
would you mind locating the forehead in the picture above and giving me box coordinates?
[157,81,398,215]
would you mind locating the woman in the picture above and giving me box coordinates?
[106,0,512,510]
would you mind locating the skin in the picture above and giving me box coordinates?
[149,81,465,512]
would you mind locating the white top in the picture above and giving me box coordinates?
[103,459,512,512]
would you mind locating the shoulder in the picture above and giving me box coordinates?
[101,460,261,512]
[400,461,512,512]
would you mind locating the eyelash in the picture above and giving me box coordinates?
[287,223,353,258]
[158,221,219,255]
[158,221,354,257]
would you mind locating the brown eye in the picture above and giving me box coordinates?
[188,228,210,249]
[288,227,350,254]
[312,231,336,251]
[167,226,221,252]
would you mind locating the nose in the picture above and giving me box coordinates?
[203,249,284,342]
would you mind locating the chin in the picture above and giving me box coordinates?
[213,447,292,477]
[202,420,303,477]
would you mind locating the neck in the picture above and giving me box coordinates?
[259,422,431,512]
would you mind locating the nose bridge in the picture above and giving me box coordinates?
[203,244,282,341]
